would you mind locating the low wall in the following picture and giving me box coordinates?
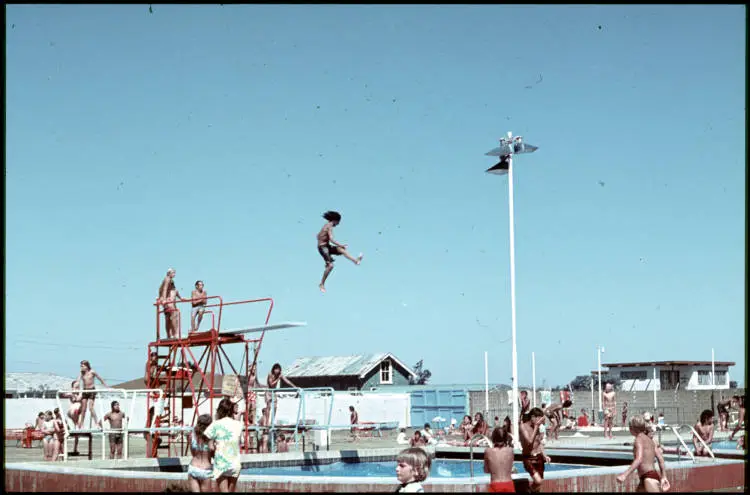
[3,392,411,430]
[4,455,745,492]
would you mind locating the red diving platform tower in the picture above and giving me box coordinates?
[145,295,305,457]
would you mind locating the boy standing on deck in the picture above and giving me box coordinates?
[317,211,363,292]
[99,401,127,459]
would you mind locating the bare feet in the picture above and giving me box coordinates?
[319,284,326,293]
[356,253,364,265]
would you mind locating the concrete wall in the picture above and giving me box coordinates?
[3,391,411,430]
[468,388,746,426]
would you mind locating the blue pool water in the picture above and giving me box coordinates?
[711,440,740,450]
[240,460,594,478]
[664,440,740,450]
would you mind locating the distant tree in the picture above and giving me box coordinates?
[568,374,622,391]
[409,360,432,385]
[569,375,593,391]
[730,381,738,389]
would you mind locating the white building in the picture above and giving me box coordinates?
[602,360,736,392]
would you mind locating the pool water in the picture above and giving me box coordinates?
[664,440,740,450]
[711,440,740,450]
[240,460,594,478]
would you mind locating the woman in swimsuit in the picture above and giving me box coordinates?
[41,411,56,461]
[187,414,214,493]
[52,408,65,462]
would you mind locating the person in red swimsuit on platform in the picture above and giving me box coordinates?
[484,426,516,492]
[616,415,669,492]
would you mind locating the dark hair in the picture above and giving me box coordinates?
[38,412,44,417]
[216,398,234,420]
[562,399,573,408]
[503,416,512,428]
[194,414,212,444]
[349,406,355,411]
[195,280,203,287]
[272,363,282,373]
[414,430,422,436]
[111,401,119,409]
[424,423,431,429]
[80,360,91,369]
[54,408,60,415]
[491,426,512,447]
[700,409,714,425]
[528,407,545,419]
[323,211,342,223]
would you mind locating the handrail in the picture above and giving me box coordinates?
[126,389,165,460]
[671,424,715,462]
[669,426,694,462]
[243,387,335,452]
[468,433,492,481]
[56,388,128,462]
[153,295,223,341]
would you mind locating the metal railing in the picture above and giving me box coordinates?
[670,424,715,463]
[55,388,128,461]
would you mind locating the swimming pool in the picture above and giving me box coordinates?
[240,459,595,478]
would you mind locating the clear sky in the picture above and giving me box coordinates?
[6,5,746,388]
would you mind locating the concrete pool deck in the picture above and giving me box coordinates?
[5,433,746,492]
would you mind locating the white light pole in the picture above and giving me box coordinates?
[597,345,605,417]
[590,371,595,425]
[485,351,489,415]
[485,132,538,448]
[532,352,537,408]
[653,367,657,410]
[711,348,715,388]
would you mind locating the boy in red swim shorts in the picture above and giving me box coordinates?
[485,426,516,492]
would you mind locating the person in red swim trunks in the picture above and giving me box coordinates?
[484,426,516,492]
[519,408,550,493]
[616,415,669,492]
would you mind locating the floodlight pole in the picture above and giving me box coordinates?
[485,132,537,449]
[507,153,520,448]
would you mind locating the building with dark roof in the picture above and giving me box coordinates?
[284,353,417,391]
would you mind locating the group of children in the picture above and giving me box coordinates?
[33,409,65,461]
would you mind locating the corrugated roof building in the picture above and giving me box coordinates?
[284,353,416,391]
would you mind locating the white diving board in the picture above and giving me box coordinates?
[220,321,307,336]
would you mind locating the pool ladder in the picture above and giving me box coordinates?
[468,434,492,492]
[670,424,715,463]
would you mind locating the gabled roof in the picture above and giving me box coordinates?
[285,353,416,379]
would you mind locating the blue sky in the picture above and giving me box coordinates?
[6,5,746,388]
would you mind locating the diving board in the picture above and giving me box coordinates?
[220,321,307,336]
